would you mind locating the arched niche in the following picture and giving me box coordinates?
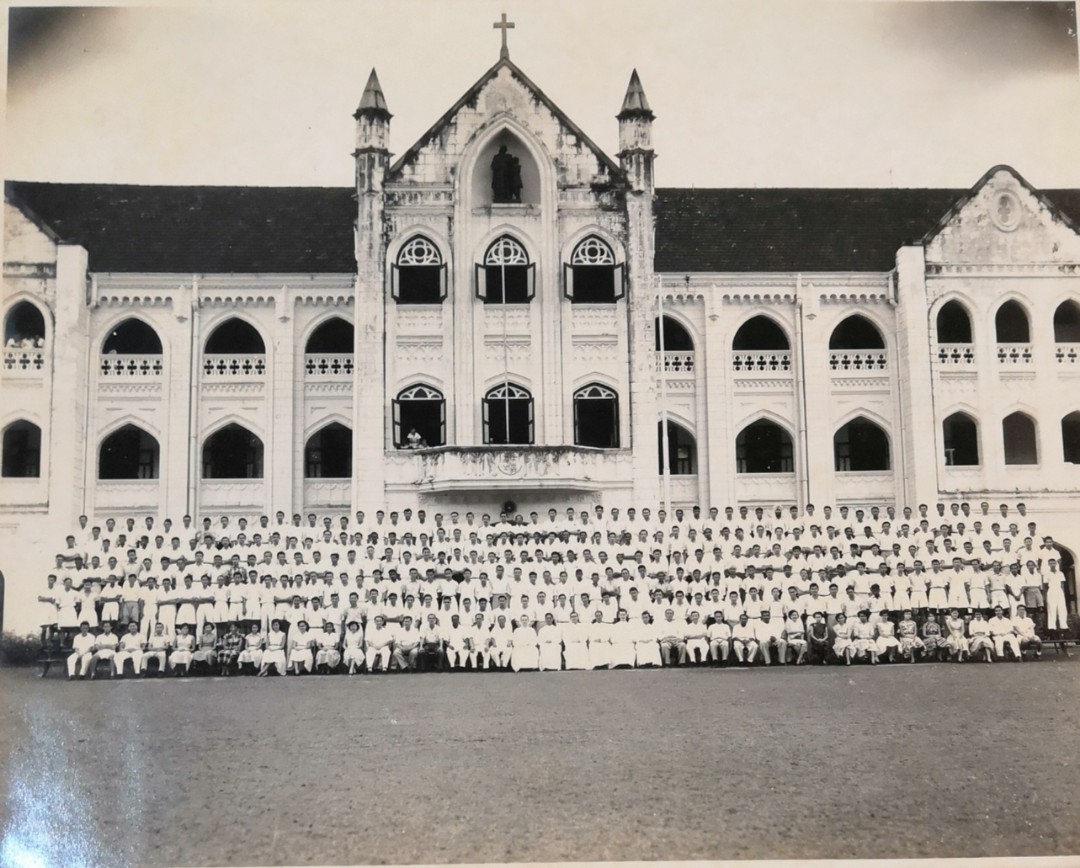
[470,129,541,206]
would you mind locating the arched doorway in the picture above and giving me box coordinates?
[1053,544,1077,616]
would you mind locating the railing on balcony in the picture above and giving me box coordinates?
[936,344,975,366]
[100,354,164,377]
[996,344,1032,365]
[3,346,46,374]
[828,350,888,373]
[202,354,266,377]
[732,350,792,374]
[655,351,695,373]
[304,353,354,379]
[1055,344,1078,365]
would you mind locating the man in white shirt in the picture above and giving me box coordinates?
[67,622,99,679]
[1011,605,1042,659]
[988,605,1021,661]
[707,611,731,664]
[755,610,786,665]
[113,621,145,677]
[731,613,758,664]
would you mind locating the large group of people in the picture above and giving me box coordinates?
[36,499,1072,680]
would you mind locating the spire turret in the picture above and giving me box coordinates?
[355,68,391,120]
[617,69,653,120]
[617,70,654,192]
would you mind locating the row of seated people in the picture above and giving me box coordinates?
[63,602,1045,679]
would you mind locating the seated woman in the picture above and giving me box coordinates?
[288,620,316,675]
[943,608,969,662]
[782,609,808,665]
[967,610,994,663]
[896,610,924,663]
[342,620,365,674]
[510,615,540,672]
[806,611,831,664]
[258,619,288,676]
[169,624,196,676]
[190,623,219,674]
[607,609,638,669]
[314,622,342,673]
[537,613,564,671]
[634,611,662,668]
[851,610,879,664]
[218,622,245,675]
[832,612,854,665]
[921,612,945,661]
[238,624,265,673]
[874,610,899,663]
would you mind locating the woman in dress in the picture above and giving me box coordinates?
[218,622,244,675]
[510,615,540,672]
[782,609,808,665]
[851,610,879,664]
[288,620,316,675]
[943,608,969,662]
[315,622,342,673]
[169,624,196,676]
[190,623,219,673]
[896,610,924,662]
[238,624,265,672]
[537,613,563,671]
[874,609,899,663]
[831,612,854,665]
[806,612,831,664]
[607,609,637,668]
[921,612,945,661]
[967,610,994,663]
[634,611,662,668]
[258,619,288,676]
[342,620,365,674]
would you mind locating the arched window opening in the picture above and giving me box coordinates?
[305,318,354,354]
[1,420,41,478]
[736,420,794,474]
[942,413,980,466]
[204,319,266,354]
[476,236,534,304]
[1002,412,1038,465]
[392,237,447,304]
[304,423,352,478]
[834,418,891,472]
[202,424,264,479]
[936,301,973,344]
[573,384,619,448]
[1054,301,1080,343]
[393,385,446,449]
[1061,412,1080,464]
[565,237,623,303]
[473,131,541,206]
[828,315,885,350]
[654,316,694,351]
[658,420,697,475]
[4,302,46,346]
[99,425,159,479]
[102,319,163,355]
[483,383,534,445]
[732,316,790,351]
[995,301,1030,344]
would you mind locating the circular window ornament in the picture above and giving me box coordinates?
[990,190,1022,232]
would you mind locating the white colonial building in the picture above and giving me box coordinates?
[3,47,1080,628]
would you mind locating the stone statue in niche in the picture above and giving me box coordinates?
[491,145,523,203]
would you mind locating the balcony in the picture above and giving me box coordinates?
[1055,344,1078,366]
[384,445,634,494]
[731,350,792,375]
[202,354,266,377]
[2,345,46,377]
[936,344,975,367]
[100,354,164,378]
[655,351,695,374]
[996,344,1032,365]
[828,350,888,373]
[304,353,354,380]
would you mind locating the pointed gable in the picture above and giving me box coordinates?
[923,165,1080,265]
[388,58,623,187]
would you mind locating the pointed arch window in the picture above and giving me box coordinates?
[1062,412,1080,464]
[393,385,446,449]
[1002,412,1038,465]
[736,420,794,474]
[305,423,352,478]
[564,236,624,303]
[834,418,891,472]
[4,301,46,346]
[995,301,1030,344]
[476,236,534,304]
[573,384,619,448]
[99,424,160,479]
[658,420,697,475]
[392,236,447,304]
[936,301,973,344]
[202,424,264,479]
[1054,301,1080,343]
[2,420,41,478]
[942,413,979,466]
[483,382,534,445]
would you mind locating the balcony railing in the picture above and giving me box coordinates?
[996,344,1032,365]
[732,350,792,374]
[202,354,266,377]
[828,350,888,373]
[655,351,695,373]
[100,354,164,377]
[936,344,975,366]
[3,346,46,374]
[1055,344,1078,365]
[304,353,354,379]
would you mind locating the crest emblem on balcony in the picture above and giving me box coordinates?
[495,452,523,476]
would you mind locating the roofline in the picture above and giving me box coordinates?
[388,57,624,179]
[4,181,64,243]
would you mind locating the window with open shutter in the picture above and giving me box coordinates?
[393,384,446,448]
[392,236,446,304]
[565,236,623,303]
[483,382,534,444]
[479,236,533,304]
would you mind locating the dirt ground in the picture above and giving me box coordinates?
[1,658,1079,867]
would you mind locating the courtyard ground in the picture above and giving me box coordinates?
[1,659,1079,867]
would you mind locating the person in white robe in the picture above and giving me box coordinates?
[634,612,662,667]
[537,613,564,671]
[587,610,611,669]
[510,616,540,671]
[561,611,591,670]
[607,609,638,668]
